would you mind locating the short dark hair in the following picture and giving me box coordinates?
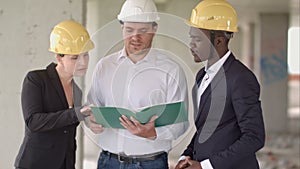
[210,30,233,44]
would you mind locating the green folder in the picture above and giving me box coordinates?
[91,101,188,128]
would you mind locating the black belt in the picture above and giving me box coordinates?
[102,151,166,163]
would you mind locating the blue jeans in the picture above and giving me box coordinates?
[97,151,169,169]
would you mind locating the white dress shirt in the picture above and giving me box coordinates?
[197,51,231,108]
[87,48,189,156]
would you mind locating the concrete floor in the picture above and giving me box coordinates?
[256,80,299,169]
[82,80,300,169]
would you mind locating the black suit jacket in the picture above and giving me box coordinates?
[183,54,265,169]
[15,63,83,169]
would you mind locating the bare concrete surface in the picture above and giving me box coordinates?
[255,80,300,169]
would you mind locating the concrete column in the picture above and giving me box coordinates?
[259,13,289,132]
[85,0,123,90]
[240,23,255,70]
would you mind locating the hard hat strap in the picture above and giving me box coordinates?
[210,31,216,46]
[209,31,216,58]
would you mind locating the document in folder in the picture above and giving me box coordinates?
[91,101,188,128]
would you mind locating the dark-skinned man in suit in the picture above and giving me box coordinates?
[175,0,265,169]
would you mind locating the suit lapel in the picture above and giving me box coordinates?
[192,84,198,121]
[47,63,68,108]
[192,68,206,121]
[195,54,236,127]
[73,81,82,107]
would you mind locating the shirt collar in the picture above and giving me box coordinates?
[117,47,156,64]
[117,48,127,62]
[205,50,231,75]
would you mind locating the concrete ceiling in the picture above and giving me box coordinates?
[154,0,294,13]
[154,0,298,24]
[228,0,290,12]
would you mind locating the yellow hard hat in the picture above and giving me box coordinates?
[187,0,238,32]
[117,0,159,23]
[49,20,95,55]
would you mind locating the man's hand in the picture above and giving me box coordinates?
[185,160,202,169]
[175,157,202,169]
[88,114,104,134]
[119,115,158,139]
[175,156,191,169]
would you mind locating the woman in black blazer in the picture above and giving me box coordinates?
[15,20,94,169]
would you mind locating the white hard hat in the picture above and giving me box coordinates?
[117,0,160,23]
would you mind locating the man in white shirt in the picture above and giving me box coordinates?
[175,0,265,169]
[86,0,189,168]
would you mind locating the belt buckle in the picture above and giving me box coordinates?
[118,153,127,163]
[117,155,124,162]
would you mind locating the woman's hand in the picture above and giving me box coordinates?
[88,114,104,134]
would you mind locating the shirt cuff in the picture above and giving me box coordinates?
[178,155,186,161]
[200,159,214,169]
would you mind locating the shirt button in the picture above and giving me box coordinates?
[64,130,68,134]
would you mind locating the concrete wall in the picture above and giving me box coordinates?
[0,0,86,168]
